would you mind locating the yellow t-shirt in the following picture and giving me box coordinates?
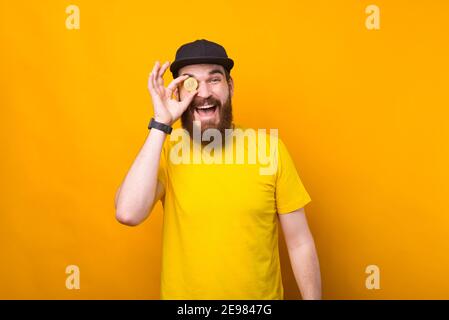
[157,125,311,299]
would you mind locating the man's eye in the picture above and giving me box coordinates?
[210,78,221,83]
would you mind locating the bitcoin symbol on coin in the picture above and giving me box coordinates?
[183,77,198,92]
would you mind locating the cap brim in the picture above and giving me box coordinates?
[170,57,234,77]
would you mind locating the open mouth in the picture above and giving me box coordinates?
[194,104,218,117]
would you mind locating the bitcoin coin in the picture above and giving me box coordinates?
[183,77,198,92]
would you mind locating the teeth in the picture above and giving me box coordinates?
[196,105,215,110]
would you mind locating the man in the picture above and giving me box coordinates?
[114,39,321,300]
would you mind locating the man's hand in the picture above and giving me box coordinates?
[148,61,198,126]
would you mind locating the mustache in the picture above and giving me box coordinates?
[190,96,222,109]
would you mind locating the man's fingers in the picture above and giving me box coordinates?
[148,72,164,105]
[158,61,170,80]
[149,61,189,104]
[157,61,170,90]
[180,89,198,108]
[166,74,189,96]
[152,61,161,95]
[173,87,179,101]
[151,60,159,75]
[148,72,155,94]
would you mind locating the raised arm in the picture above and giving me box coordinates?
[114,61,198,226]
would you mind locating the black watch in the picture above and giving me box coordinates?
[148,118,173,134]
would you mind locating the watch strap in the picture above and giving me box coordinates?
[148,118,173,134]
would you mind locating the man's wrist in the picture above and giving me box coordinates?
[153,117,173,126]
[149,118,173,134]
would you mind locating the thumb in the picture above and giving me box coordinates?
[180,90,198,108]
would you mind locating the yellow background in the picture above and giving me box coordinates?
[1,0,448,299]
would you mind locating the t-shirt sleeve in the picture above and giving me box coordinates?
[275,138,312,214]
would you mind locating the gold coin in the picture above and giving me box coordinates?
[183,77,198,92]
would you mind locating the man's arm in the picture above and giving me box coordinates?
[114,129,167,226]
[278,207,322,299]
[114,60,198,226]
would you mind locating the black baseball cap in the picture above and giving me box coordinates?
[170,39,234,78]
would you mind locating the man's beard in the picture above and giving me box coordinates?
[181,94,233,146]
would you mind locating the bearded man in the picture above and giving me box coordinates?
[114,39,321,300]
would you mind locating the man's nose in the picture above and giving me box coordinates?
[197,81,212,98]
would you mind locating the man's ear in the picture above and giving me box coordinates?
[228,77,234,98]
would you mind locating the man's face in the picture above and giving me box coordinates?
[176,64,234,138]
